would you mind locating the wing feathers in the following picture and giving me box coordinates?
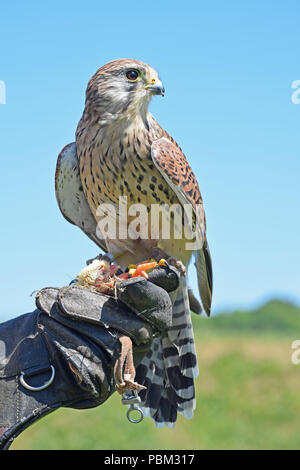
[194,243,213,316]
[55,142,107,252]
[151,137,213,316]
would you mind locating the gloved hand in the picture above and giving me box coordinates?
[0,264,179,450]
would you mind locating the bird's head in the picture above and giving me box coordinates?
[84,59,164,121]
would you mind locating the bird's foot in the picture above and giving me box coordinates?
[167,257,186,276]
[86,252,114,266]
[151,247,186,276]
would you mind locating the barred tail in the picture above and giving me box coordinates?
[135,277,198,427]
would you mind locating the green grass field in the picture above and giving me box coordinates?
[11,300,300,450]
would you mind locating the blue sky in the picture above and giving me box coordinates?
[0,0,299,319]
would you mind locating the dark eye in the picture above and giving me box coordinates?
[126,70,139,81]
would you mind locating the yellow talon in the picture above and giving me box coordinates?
[128,264,137,270]
[158,258,167,266]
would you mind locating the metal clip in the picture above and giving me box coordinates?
[122,390,144,424]
[20,365,55,392]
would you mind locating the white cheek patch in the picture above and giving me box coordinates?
[103,79,140,112]
[106,81,129,103]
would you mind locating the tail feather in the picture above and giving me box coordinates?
[135,277,198,427]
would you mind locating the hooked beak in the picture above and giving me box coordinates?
[146,81,165,96]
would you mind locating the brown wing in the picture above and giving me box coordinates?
[151,137,204,213]
[151,137,213,315]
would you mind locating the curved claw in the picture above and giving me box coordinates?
[151,247,186,276]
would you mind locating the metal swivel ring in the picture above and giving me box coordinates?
[122,389,144,424]
[20,365,55,392]
[126,404,144,424]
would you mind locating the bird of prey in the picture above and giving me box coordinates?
[55,59,213,427]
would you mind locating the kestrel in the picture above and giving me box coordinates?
[55,59,213,427]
